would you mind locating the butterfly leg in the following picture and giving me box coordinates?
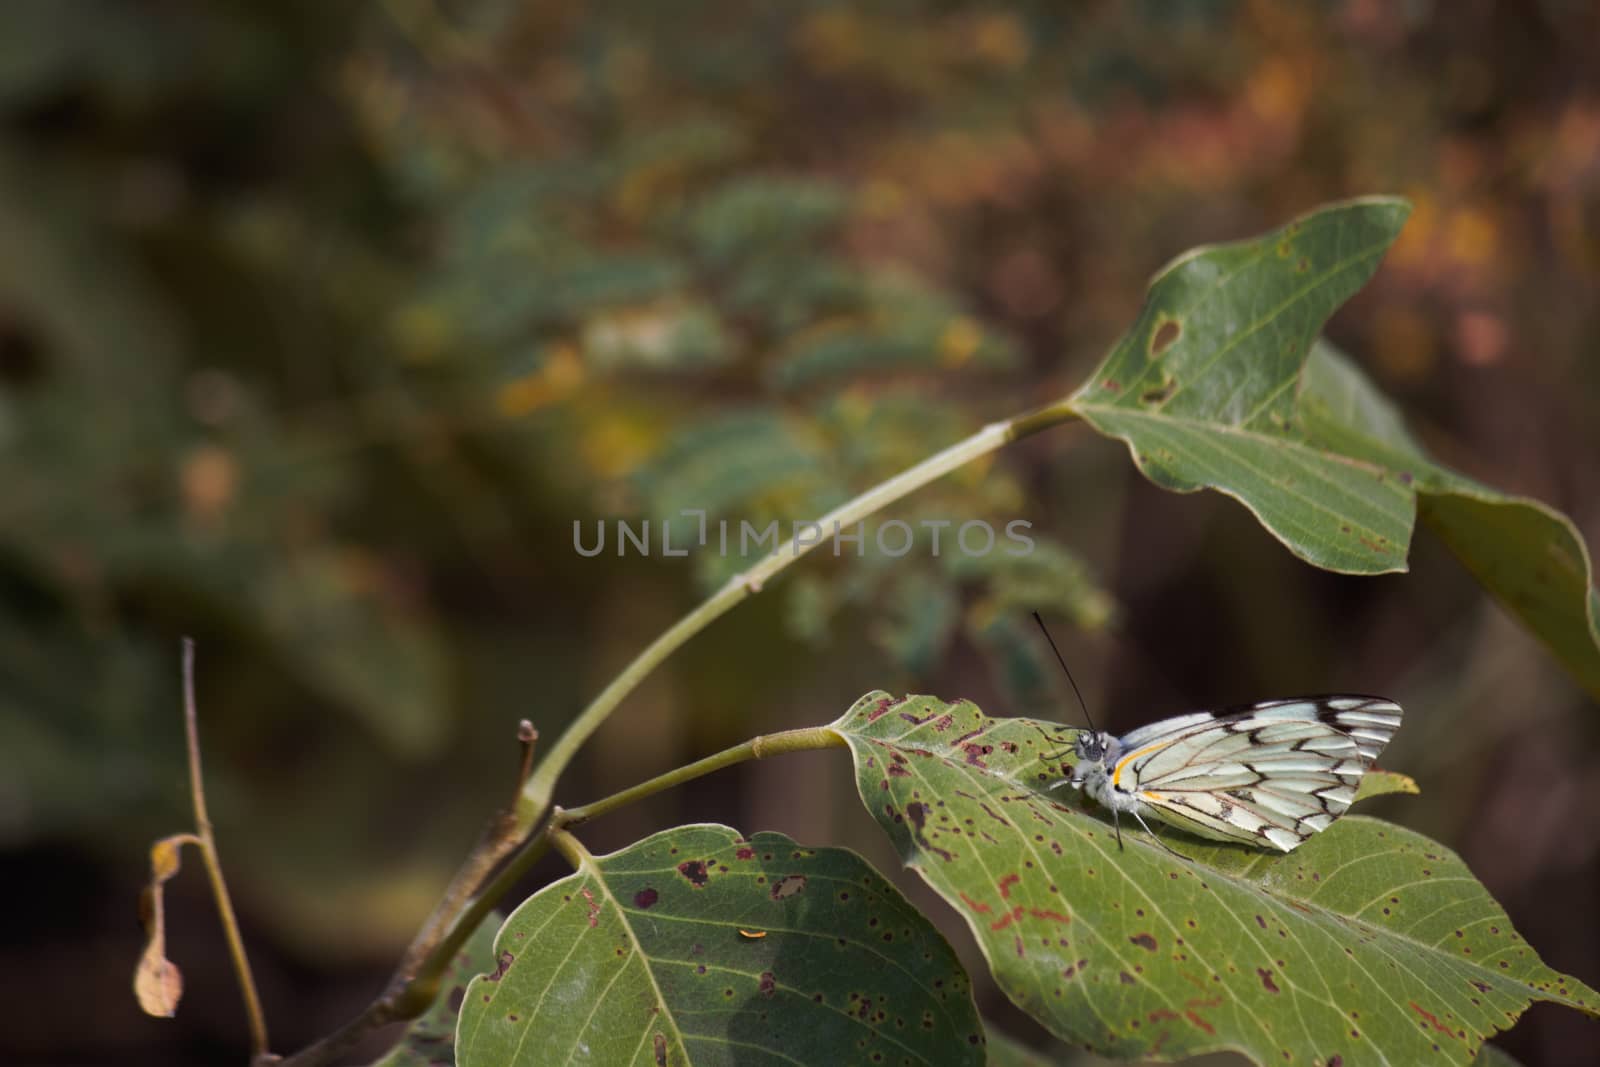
[1131,808,1191,862]
[1112,809,1124,850]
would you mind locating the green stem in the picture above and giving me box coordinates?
[522,400,1077,816]
[562,726,846,827]
[276,398,1079,1067]
[547,825,591,870]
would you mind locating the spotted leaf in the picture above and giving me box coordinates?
[834,693,1599,1065]
[455,824,984,1066]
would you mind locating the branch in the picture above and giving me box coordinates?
[276,400,1079,1066]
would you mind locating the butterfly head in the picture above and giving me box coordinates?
[1073,729,1119,766]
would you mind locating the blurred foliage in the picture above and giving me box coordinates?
[2,1,1599,1063]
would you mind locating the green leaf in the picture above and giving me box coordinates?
[833,692,1599,1065]
[1297,342,1600,701]
[457,825,985,1067]
[370,914,501,1067]
[1068,199,1600,697]
[1070,197,1415,575]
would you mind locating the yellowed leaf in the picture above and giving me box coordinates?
[134,834,196,1018]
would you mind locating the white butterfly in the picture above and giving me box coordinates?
[1029,613,1402,854]
[1050,696,1403,853]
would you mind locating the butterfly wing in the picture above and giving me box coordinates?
[1115,697,1403,852]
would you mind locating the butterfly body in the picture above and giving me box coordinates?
[1052,696,1403,853]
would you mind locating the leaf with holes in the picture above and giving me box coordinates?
[371,913,501,1066]
[1069,197,1414,575]
[834,693,1599,1065]
[455,824,984,1067]
[1297,340,1600,702]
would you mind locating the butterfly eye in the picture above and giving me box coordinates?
[1074,732,1104,760]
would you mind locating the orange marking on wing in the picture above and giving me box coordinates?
[1113,739,1177,790]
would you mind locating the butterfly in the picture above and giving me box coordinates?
[1030,615,1402,854]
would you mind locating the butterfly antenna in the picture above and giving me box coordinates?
[1032,611,1098,734]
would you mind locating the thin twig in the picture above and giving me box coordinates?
[182,638,272,1062]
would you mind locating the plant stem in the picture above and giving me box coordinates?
[522,400,1077,815]
[181,639,271,1063]
[547,825,591,870]
[276,398,1079,1066]
[561,726,846,827]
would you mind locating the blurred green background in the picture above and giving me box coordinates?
[2,2,1597,1064]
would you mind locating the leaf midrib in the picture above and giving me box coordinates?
[570,853,690,1066]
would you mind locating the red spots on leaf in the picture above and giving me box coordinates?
[1471,980,1492,994]
[989,906,1025,932]
[1258,968,1279,994]
[978,802,1010,826]
[677,860,709,887]
[634,887,659,909]
[867,696,898,721]
[959,892,991,915]
[1327,1057,1342,1067]
[1120,971,1136,985]
[933,713,955,731]
[759,971,777,998]
[1062,958,1088,979]
[1183,996,1222,1035]
[960,743,992,767]
[580,888,600,928]
[1028,908,1071,925]
[486,950,514,982]
[1101,378,1122,393]
[1410,1002,1457,1038]
[900,708,939,726]
[1130,933,1158,952]
[654,1032,668,1066]
[997,873,1021,899]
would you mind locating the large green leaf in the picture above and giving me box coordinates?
[833,693,1598,1065]
[456,825,984,1066]
[1297,342,1600,700]
[1069,198,1415,574]
[370,913,502,1067]
[1067,198,1600,698]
